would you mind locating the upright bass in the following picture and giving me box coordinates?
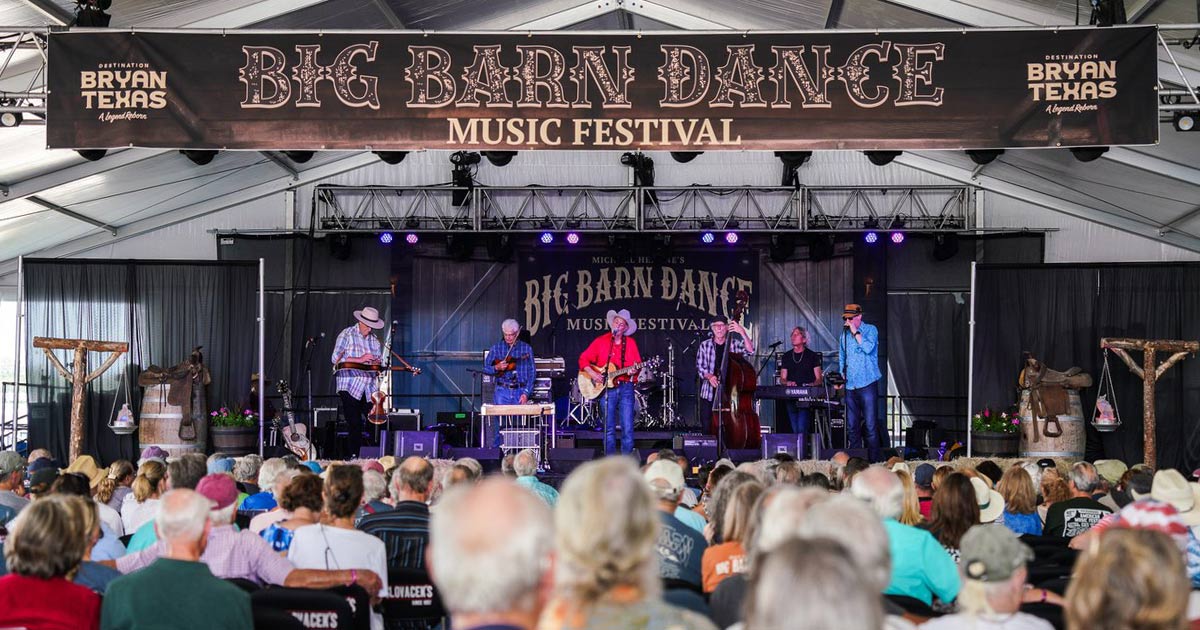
[710,290,761,450]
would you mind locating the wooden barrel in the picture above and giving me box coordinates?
[1019,389,1085,459]
[211,427,257,456]
[138,383,207,457]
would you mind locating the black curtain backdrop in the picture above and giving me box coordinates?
[972,263,1200,472]
[23,260,258,465]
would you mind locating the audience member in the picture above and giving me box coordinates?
[851,466,959,607]
[25,448,52,464]
[101,489,253,630]
[55,494,123,595]
[1044,462,1112,538]
[0,494,100,630]
[643,459,708,593]
[914,463,935,519]
[895,468,923,526]
[1065,529,1189,630]
[1038,474,1071,524]
[120,460,165,533]
[360,455,433,571]
[931,464,953,493]
[925,472,980,563]
[539,457,717,630]
[843,456,870,489]
[289,465,388,630]
[514,449,559,507]
[61,457,122,535]
[440,464,476,496]
[50,473,126,561]
[501,453,516,477]
[429,479,554,630]
[701,481,763,593]
[1110,467,1154,509]
[96,460,135,513]
[28,468,57,498]
[232,454,262,496]
[799,471,832,492]
[240,457,289,511]
[454,457,483,481]
[998,464,1043,536]
[921,525,1053,630]
[1092,460,1126,510]
[0,451,29,524]
[693,464,733,521]
[248,467,301,533]
[973,476,1006,525]
[125,453,208,553]
[744,538,883,630]
[975,460,1004,487]
[706,470,757,544]
[136,446,167,467]
[355,468,390,524]
[260,472,322,553]
[773,460,803,485]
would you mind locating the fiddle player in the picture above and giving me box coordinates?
[484,319,535,405]
[331,306,385,458]
[579,309,642,456]
[696,315,756,406]
[778,326,823,435]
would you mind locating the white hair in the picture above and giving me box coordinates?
[233,455,262,482]
[210,502,237,526]
[795,495,891,591]
[1021,462,1043,490]
[455,458,483,479]
[501,319,520,334]
[513,450,538,478]
[1069,461,1100,493]
[430,480,553,615]
[156,489,210,543]
[259,459,289,498]
[850,466,904,520]
[754,487,831,553]
[745,538,883,630]
[362,470,387,503]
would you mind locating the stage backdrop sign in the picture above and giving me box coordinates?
[47,27,1157,150]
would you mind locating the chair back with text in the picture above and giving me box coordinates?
[381,568,446,630]
[251,587,355,630]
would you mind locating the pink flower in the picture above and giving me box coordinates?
[1011,418,1020,425]
[984,408,990,417]
[210,411,217,417]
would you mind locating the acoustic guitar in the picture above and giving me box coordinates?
[576,356,661,401]
[275,380,312,459]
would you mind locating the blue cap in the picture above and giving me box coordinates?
[207,458,234,474]
[914,463,936,488]
[302,461,323,474]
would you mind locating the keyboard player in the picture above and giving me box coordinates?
[778,326,823,435]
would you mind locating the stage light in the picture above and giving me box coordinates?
[451,155,476,207]
[808,234,835,262]
[566,232,580,245]
[379,232,394,244]
[966,149,1004,165]
[73,0,113,27]
[670,151,702,163]
[864,231,879,244]
[449,151,481,167]
[1173,112,1197,132]
[76,149,107,162]
[620,152,656,206]
[774,151,812,187]
[374,151,408,165]
[445,234,475,261]
[482,151,517,167]
[890,231,905,244]
[933,233,959,261]
[0,106,21,128]
[769,234,796,262]
[405,233,419,245]
[864,151,901,166]
[724,231,739,244]
[486,235,514,262]
[283,151,314,164]
[701,232,715,244]
[180,150,218,166]
[540,232,554,244]
[1070,146,1109,162]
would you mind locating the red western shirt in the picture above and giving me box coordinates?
[578,334,643,383]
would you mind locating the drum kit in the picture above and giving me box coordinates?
[566,342,683,430]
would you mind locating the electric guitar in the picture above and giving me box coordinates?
[276,380,312,459]
[576,356,662,401]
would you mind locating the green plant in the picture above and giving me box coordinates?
[210,406,256,428]
[972,406,1020,434]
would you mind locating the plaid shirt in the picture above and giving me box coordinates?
[696,337,747,401]
[483,339,536,398]
[116,524,294,586]
[331,324,382,400]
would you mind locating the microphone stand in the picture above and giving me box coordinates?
[713,331,733,459]
[300,336,317,441]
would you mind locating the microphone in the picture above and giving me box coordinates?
[768,340,783,349]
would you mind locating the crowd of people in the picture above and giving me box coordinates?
[0,445,1197,630]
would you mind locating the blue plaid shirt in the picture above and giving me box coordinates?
[838,322,882,391]
[331,324,382,400]
[484,339,535,399]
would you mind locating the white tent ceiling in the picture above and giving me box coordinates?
[0,0,1198,277]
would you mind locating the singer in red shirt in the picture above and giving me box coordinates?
[578,309,643,455]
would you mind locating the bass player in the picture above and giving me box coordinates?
[331,306,385,458]
[578,309,642,456]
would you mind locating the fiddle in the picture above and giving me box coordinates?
[710,289,762,450]
[491,357,517,373]
[368,391,389,425]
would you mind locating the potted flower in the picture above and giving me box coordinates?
[209,407,258,455]
[971,406,1021,457]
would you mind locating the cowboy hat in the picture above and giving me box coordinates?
[64,455,106,489]
[971,476,1006,524]
[606,309,637,335]
[1143,469,1200,527]
[354,306,386,330]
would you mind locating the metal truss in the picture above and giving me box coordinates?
[314,184,972,233]
[0,29,50,121]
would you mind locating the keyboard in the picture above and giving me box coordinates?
[755,385,837,403]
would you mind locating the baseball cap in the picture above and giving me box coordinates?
[139,446,169,465]
[0,451,25,476]
[644,459,685,493]
[960,524,1034,582]
[1094,459,1128,485]
[207,457,234,475]
[1036,458,1056,470]
[28,468,59,494]
[195,473,239,509]
[27,458,61,474]
[359,460,385,475]
[302,461,323,474]
[913,463,935,488]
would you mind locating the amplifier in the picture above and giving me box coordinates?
[394,431,440,458]
[762,433,806,460]
[681,435,717,464]
[384,409,421,431]
[313,407,339,428]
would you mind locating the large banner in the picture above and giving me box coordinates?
[47,27,1158,150]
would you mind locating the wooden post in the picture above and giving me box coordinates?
[1100,337,1198,470]
[31,337,129,462]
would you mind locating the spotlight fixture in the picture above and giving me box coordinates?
[1069,146,1109,162]
[670,151,702,163]
[180,150,218,166]
[701,231,715,244]
[405,233,419,245]
[890,216,907,230]
[566,232,580,245]
[774,151,812,187]
[1172,111,1198,132]
[619,152,656,205]
[768,234,797,262]
[76,149,107,162]
[0,104,21,127]
[966,149,1004,165]
[486,234,514,262]
[724,232,739,245]
[379,232,394,245]
[445,234,475,261]
[482,151,517,167]
[283,151,314,164]
[808,234,836,262]
[864,151,902,166]
[451,153,478,207]
[864,231,879,244]
[449,151,481,167]
[373,151,409,165]
[539,232,554,244]
[73,0,113,27]
[890,231,905,244]
[933,233,960,261]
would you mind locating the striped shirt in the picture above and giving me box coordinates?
[331,324,382,400]
[484,339,536,399]
[116,524,294,586]
[696,337,748,401]
[358,501,430,571]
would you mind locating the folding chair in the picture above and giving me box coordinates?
[380,568,446,630]
[251,587,355,630]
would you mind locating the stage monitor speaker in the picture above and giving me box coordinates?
[547,447,596,475]
[394,431,439,458]
[313,407,339,428]
[727,448,760,464]
[762,433,805,460]
[386,409,421,432]
[557,433,576,448]
[435,411,474,427]
[681,435,717,464]
[443,447,502,473]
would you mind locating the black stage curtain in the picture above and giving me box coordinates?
[888,292,970,431]
[972,263,1200,472]
[23,260,258,465]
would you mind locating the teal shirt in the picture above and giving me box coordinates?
[125,519,157,553]
[674,505,706,535]
[515,475,559,507]
[881,518,960,606]
[101,558,252,630]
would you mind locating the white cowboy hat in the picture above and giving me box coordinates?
[971,476,1006,524]
[354,306,386,330]
[605,309,637,335]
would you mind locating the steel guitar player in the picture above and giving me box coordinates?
[331,306,385,459]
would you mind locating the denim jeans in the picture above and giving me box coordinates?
[785,403,813,435]
[601,381,636,455]
[845,383,880,451]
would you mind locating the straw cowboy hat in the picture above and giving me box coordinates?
[354,306,386,330]
[606,309,637,335]
[971,476,1006,524]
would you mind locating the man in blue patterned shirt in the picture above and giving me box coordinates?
[331,306,385,459]
[483,319,536,447]
[838,303,882,454]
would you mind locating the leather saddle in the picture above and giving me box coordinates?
[138,346,211,441]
